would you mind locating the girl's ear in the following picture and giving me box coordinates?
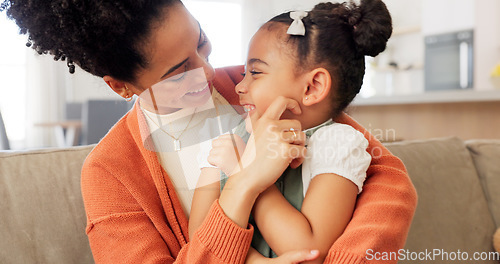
[103,75,133,99]
[302,68,331,106]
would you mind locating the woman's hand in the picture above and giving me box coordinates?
[207,134,246,176]
[246,248,320,264]
[238,96,307,193]
[272,249,319,264]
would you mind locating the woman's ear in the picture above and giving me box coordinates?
[302,68,331,106]
[103,75,133,99]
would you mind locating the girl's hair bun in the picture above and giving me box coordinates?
[348,0,392,57]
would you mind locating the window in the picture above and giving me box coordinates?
[0,12,27,148]
[183,0,243,68]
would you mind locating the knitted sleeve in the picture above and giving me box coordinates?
[80,109,254,263]
[81,161,253,264]
[323,113,418,264]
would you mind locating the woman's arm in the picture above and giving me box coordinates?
[189,168,221,241]
[82,161,255,264]
[322,113,417,263]
[252,174,358,264]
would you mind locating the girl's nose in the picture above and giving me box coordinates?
[235,79,248,94]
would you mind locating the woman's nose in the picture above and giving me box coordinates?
[202,60,215,82]
[193,55,215,82]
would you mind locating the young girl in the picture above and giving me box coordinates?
[194,0,392,262]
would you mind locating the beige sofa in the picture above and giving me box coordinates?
[1,137,499,263]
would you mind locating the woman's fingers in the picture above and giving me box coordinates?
[249,96,302,128]
[261,96,302,120]
[277,249,319,264]
[281,129,306,145]
[274,119,302,133]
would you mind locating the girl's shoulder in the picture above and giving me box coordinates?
[308,122,369,149]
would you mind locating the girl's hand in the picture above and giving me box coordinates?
[238,96,307,193]
[207,134,246,176]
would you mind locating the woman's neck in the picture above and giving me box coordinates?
[139,101,182,115]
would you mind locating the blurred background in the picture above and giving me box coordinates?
[1,0,499,150]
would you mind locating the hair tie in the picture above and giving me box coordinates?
[287,11,308,36]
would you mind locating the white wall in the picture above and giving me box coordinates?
[474,0,500,91]
[65,67,120,103]
[422,0,475,35]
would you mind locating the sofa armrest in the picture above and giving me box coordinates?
[0,145,95,263]
[466,139,500,227]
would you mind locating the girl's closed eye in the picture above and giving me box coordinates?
[250,70,263,76]
[240,70,262,77]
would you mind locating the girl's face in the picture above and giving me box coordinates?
[129,3,215,114]
[236,27,308,120]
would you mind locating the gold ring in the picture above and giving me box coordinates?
[289,128,297,141]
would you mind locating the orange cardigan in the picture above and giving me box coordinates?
[81,65,417,264]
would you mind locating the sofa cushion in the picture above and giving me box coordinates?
[0,145,95,264]
[385,137,497,260]
[466,139,500,227]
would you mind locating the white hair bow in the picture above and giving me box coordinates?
[287,11,308,36]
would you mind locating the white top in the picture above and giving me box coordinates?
[301,122,371,195]
[140,89,240,217]
[198,120,371,197]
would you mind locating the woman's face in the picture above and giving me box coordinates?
[131,3,215,114]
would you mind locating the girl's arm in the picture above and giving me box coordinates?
[190,131,246,240]
[252,124,369,263]
[252,173,358,264]
[189,168,221,241]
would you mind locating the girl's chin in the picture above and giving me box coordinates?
[244,115,253,133]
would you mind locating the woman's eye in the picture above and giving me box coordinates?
[198,32,208,49]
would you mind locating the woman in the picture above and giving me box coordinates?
[2,0,417,263]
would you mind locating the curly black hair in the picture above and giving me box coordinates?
[264,0,392,117]
[1,0,180,82]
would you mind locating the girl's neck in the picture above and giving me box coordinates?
[301,118,333,131]
[295,103,335,131]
